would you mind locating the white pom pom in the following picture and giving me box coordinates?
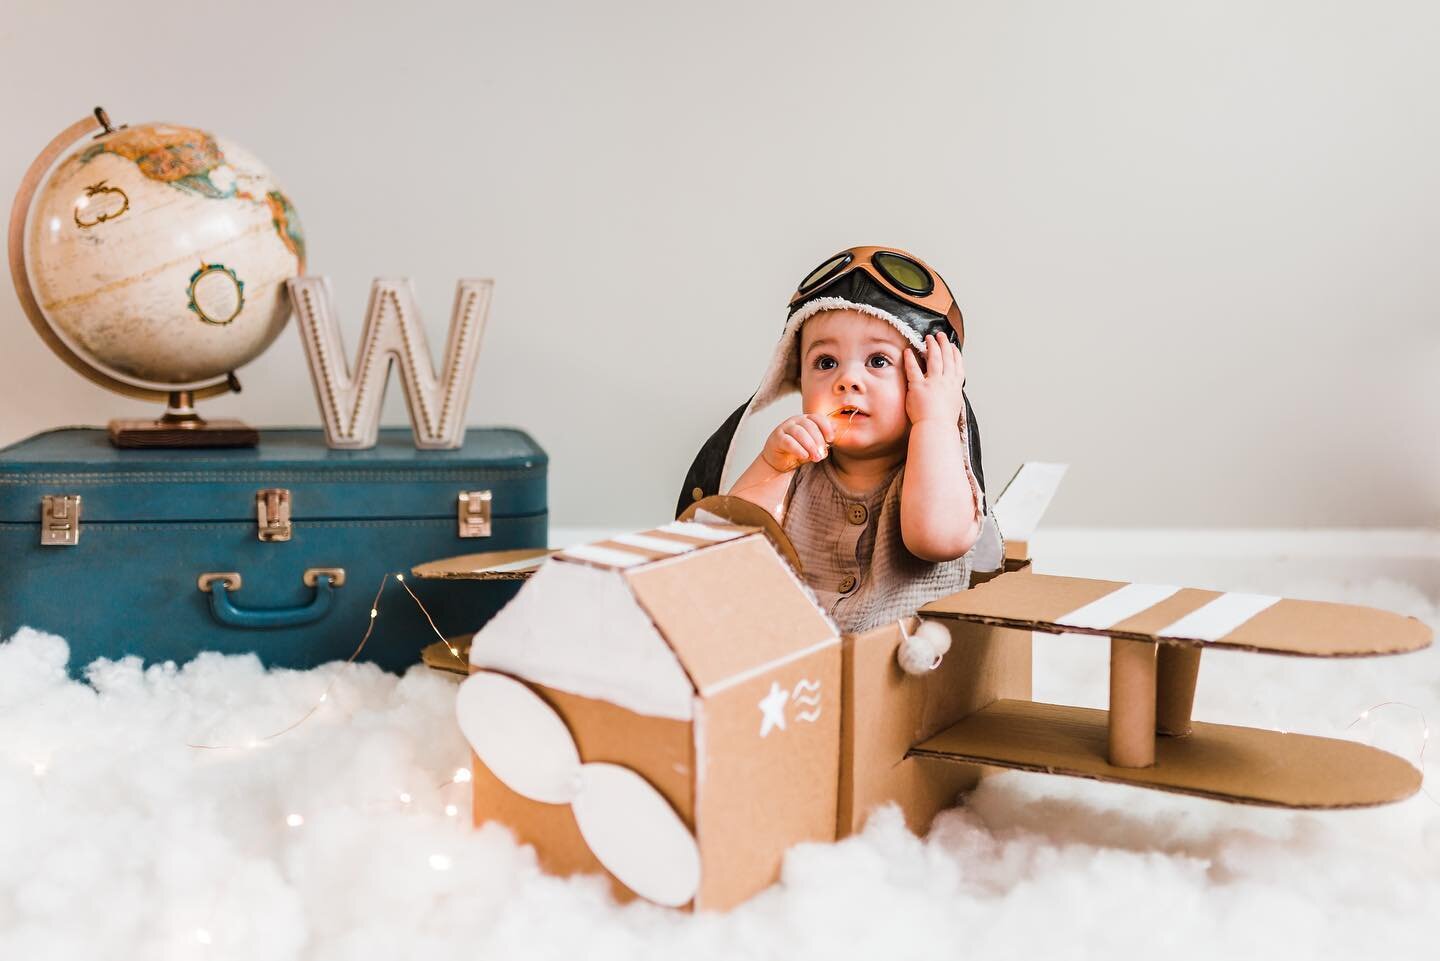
[897,620,953,675]
[915,619,952,657]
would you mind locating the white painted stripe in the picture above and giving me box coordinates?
[561,544,650,568]
[700,636,840,696]
[656,521,746,542]
[1159,592,1281,642]
[1055,583,1181,631]
[482,555,551,573]
[612,533,698,555]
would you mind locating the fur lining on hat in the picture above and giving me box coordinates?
[750,297,927,413]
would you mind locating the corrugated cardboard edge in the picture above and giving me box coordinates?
[910,699,1422,809]
[412,548,556,580]
[922,572,1434,657]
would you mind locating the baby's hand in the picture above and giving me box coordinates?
[761,412,837,473]
[903,333,967,426]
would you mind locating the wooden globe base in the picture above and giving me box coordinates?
[108,391,258,449]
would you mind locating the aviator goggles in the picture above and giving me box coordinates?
[788,246,963,339]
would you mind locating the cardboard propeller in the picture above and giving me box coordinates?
[456,670,702,906]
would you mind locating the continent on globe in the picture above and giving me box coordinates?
[25,122,305,387]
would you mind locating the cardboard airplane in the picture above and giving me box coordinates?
[413,464,1432,909]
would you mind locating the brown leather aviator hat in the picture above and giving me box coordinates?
[675,245,1004,577]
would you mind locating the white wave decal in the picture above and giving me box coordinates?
[791,679,822,722]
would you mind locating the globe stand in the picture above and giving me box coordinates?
[108,390,259,449]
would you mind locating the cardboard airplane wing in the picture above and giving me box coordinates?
[913,572,1432,808]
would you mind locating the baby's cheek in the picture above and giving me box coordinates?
[876,392,911,435]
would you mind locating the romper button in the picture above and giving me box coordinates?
[838,573,857,593]
[847,503,868,525]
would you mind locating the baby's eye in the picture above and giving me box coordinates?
[867,354,893,369]
[814,355,837,371]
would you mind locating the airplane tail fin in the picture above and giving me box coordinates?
[992,462,1068,567]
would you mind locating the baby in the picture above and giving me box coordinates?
[677,246,1003,633]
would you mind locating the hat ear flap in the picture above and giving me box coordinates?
[963,390,986,499]
[675,397,752,519]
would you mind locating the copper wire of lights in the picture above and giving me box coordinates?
[1346,700,1437,806]
[828,405,860,445]
[186,571,444,750]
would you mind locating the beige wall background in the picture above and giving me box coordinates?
[2,0,1437,530]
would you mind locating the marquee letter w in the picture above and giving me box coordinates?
[288,277,492,449]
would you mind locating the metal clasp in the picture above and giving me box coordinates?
[256,488,292,542]
[40,494,82,546]
[198,567,344,592]
[302,567,346,588]
[458,490,492,538]
[197,572,242,593]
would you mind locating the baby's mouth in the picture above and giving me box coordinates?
[831,405,866,418]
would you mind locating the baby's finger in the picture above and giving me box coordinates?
[903,348,921,383]
[779,434,811,465]
[784,423,822,461]
[926,334,945,376]
[807,412,837,443]
[797,418,830,457]
[949,342,966,382]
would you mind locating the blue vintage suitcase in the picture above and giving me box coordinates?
[0,427,546,676]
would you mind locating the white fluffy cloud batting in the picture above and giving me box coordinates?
[0,565,1436,955]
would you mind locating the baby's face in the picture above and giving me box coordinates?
[798,309,912,457]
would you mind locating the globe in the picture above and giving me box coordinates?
[16,113,304,394]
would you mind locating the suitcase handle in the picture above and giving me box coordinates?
[197,568,346,630]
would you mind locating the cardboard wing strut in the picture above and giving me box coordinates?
[917,571,1431,807]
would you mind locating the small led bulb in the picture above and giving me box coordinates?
[286,814,304,828]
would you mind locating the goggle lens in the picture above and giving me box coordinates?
[873,251,934,296]
[798,253,852,293]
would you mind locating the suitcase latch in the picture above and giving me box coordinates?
[40,494,82,547]
[256,488,293,542]
[457,490,492,538]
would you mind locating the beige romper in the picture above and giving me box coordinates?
[781,459,971,634]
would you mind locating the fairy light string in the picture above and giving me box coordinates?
[396,573,461,659]
[186,569,450,750]
[1346,700,1437,806]
[164,576,1440,896]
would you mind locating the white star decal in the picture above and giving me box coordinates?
[758,681,789,738]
